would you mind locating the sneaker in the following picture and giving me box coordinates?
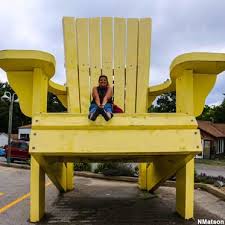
[88,108,100,121]
[101,109,113,121]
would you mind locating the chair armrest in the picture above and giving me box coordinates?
[170,52,225,116]
[0,50,55,76]
[0,50,55,117]
[148,79,175,106]
[48,80,67,108]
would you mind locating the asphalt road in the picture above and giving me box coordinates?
[195,163,225,177]
[0,164,225,225]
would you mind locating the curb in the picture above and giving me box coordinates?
[75,171,225,201]
[195,183,225,201]
[162,180,225,201]
[0,161,30,170]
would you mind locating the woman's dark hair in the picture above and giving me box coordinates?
[98,75,109,85]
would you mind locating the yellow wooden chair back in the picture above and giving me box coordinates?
[63,17,151,113]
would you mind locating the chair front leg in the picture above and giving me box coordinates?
[30,156,45,222]
[176,158,194,219]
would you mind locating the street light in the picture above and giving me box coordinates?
[1,91,18,165]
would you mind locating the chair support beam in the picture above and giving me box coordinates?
[176,158,194,219]
[30,156,45,222]
[34,155,67,192]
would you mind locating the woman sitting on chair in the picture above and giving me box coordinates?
[88,75,113,121]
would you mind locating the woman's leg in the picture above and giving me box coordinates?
[102,103,113,121]
[88,103,100,121]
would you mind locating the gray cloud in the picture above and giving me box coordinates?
[0,0,225,105]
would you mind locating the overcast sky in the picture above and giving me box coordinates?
[0,0,225,105]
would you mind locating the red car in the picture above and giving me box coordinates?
[4,140,30,163]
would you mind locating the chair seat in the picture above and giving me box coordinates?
[30,113,201,158]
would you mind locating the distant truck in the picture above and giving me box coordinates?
[4,140,30,163]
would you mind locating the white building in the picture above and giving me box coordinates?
[18,125,31,141]
[0,133,8,147]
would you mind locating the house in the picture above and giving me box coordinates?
[18,124,31,141]
[197,120,225,159]
[0,133,8,147]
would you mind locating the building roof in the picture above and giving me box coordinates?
[18,124,31,129]
[213,123,225,135]
[197,120,225,138]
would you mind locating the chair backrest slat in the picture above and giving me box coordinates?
[63,17,80,113]
[76,18,90,113]
[136,18,151,113]
[102,17,113,86]
[89,17,101,92]
[125,18,139,113]
[63,17,151,113]
[114,17,126,111]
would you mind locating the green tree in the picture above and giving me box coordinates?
[149,91,176,112]
[197,96,225,123]
[150,92,225,123]
[47,92,66,112]
[197,105,215,121]
[213,98,225,123]
[0,82,31,133]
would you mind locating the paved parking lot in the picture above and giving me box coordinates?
[0,165,225,225]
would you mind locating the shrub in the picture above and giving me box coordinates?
[94,162,135,176]
[194,172,225,184]
[74,162,91,171]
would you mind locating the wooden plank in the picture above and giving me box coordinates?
[29,129,201,155]
[76,18,90,113]
[176,158,194,219]
[176,70,194,114]
[102,17,113,86]
[30,156,45,222]
[138,163,147,189]
[146,154,194,192]
[126,19,138,113]
[31,113,198,130]
[7,71,33,117]
[32,68,48,114]
[114,17,126,111]
[34,155,67,192]
[63,17,80,113]
[136,18,151,113]
[89,17,101,91]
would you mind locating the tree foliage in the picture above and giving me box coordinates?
[149,91,176,113]
[0,82,31,133]
[47,92,66,113]
[197,97,225,123]
[149,91,225,123]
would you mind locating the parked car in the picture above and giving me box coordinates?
[0,147,5,156]
[4,140,30,163]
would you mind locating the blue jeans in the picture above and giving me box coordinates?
[89,103,113,113]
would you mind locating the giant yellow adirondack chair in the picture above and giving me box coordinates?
[0,17,225,222]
